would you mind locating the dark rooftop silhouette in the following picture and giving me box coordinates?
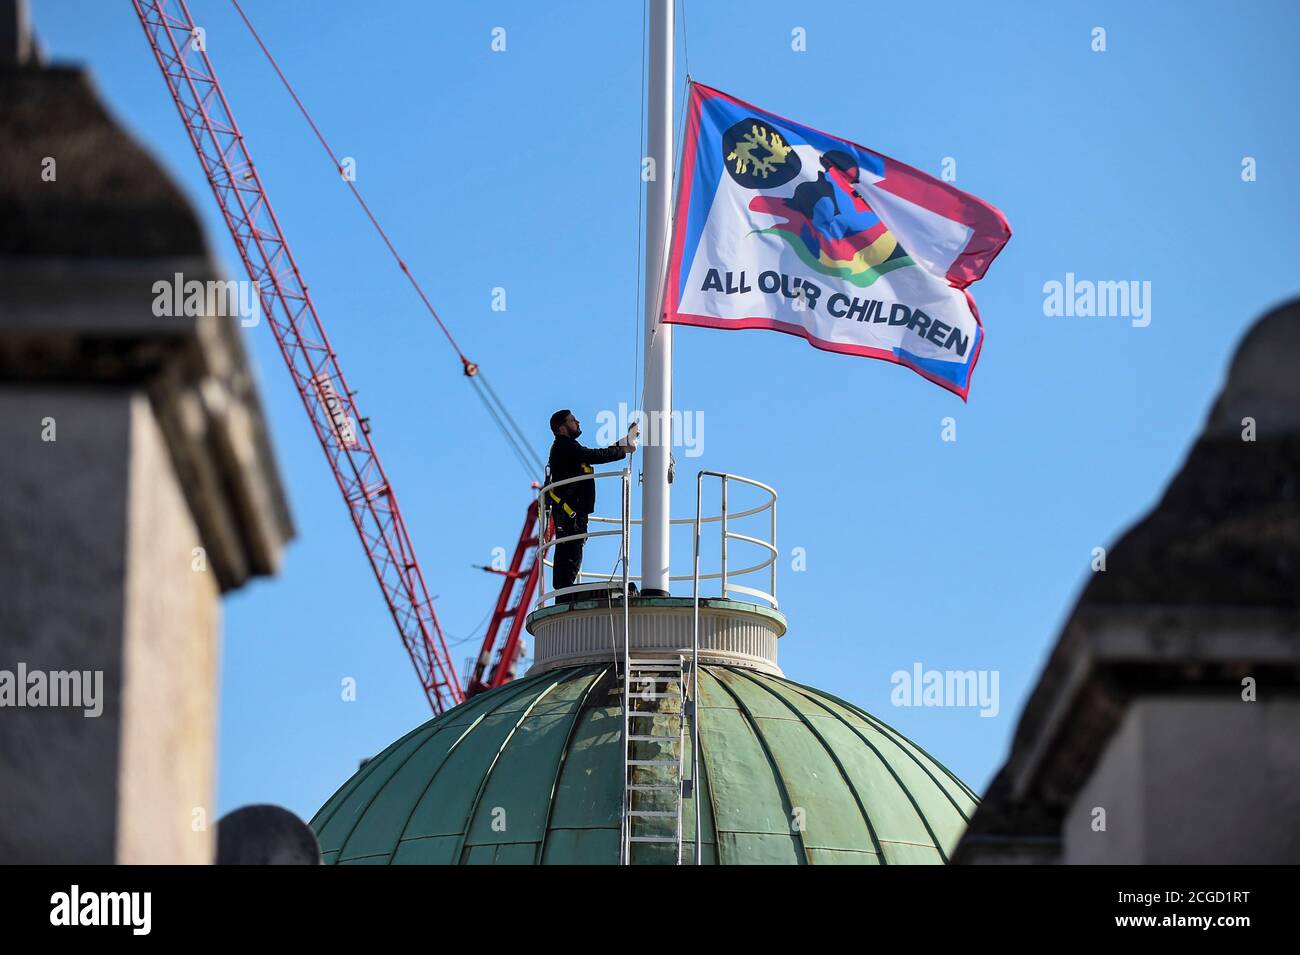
[0,59,207,258]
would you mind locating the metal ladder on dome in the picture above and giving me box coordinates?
[621,654,692,864]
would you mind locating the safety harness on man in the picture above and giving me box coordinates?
[547,488,577,519]
[546,462,594,520]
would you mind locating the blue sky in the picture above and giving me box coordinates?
[32,0,1300,822]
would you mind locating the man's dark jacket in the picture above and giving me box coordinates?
[547,436,624,517]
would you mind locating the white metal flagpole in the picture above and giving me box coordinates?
[641,0,674,596]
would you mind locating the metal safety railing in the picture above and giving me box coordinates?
[536,469,635,863]
[535,466,777,866]
[535,468,633,607]
[691,471,778,610]
[537,469,636,863]
[536,470,778,610]
[689,470,776,865]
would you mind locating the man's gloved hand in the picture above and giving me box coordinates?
[620,422,640,454]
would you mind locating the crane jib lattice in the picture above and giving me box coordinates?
[131,0,463,712]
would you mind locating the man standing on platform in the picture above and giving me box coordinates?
[546,409,637,599]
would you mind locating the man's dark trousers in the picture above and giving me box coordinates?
[552,512,588,596]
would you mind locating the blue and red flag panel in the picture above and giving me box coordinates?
[664,82,1011,400]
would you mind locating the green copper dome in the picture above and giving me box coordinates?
[311,664,977,864]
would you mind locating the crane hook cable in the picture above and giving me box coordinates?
[228,0,542,478]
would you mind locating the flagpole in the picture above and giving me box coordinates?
[640,0,673,596]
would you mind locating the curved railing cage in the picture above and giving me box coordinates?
[535,468,778,610]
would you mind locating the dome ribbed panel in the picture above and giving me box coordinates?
[311,666,976,864]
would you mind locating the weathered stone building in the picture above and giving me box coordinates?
[0,2,294,863]
[956,300,1300,864]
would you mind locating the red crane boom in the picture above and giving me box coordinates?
[131,0,464,712]
[465,499,548,697]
